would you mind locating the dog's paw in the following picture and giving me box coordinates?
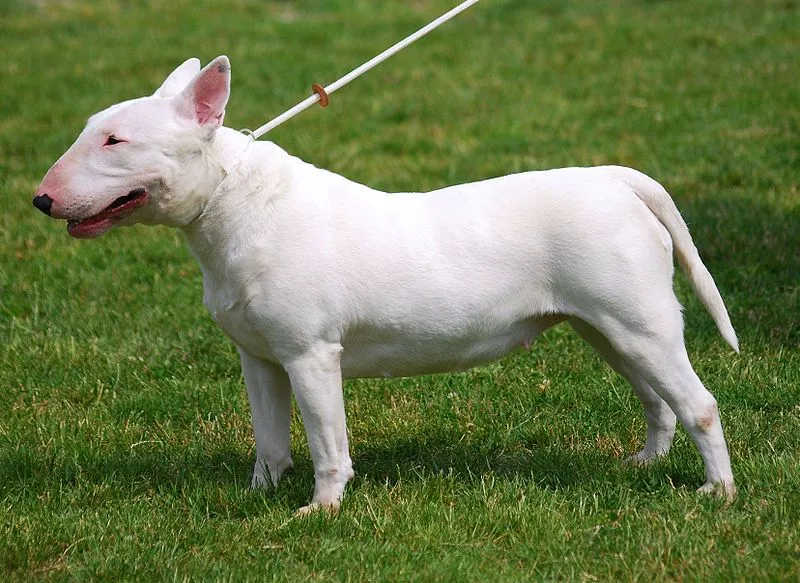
[624,449,665,467]
[250,471,274,491]
[250,456,294,490]
[697,480,737,501]
[295,500,340,517]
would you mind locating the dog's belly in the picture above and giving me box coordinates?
[339,314,564,378]
[212,298,563,378]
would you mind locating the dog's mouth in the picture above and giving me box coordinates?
[67,188,149,239]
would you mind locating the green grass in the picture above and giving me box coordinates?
[1,0,798,580]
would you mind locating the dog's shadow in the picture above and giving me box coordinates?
[1,430,685,512]
[0,445,251,495]
[353,433,590,490]
[0,436,589,490]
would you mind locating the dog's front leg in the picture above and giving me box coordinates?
[239,349,294,489]
[284,342,354,515]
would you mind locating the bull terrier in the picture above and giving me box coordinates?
[34,56,738,513]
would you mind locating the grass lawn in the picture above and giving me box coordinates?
[1,0,798,580]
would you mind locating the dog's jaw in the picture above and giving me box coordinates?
[66,188,150,238]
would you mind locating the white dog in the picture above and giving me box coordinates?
[34,56,738,513]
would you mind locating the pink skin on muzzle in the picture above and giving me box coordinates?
[34,159,149,239]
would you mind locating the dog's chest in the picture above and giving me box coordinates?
[202,276,280,363]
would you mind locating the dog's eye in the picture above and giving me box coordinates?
[104,135,125,147]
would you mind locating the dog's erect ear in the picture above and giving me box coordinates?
[173,56,231,129]
[154,57,202,98]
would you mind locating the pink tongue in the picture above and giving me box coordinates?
[65,189,148,239]
[67,216,115,239]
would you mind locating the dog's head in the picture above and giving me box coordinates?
[34,56,231,238]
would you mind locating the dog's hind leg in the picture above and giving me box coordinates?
[569,318,677,464]
[585,301,735,498]
[239,349,294,489]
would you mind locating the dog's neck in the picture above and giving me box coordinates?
[210,127,254,179]
[181,127,296,273]
[176,127,252,228]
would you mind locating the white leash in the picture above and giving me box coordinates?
[243,0,482,140]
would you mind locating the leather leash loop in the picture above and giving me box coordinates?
[311,83,330,107]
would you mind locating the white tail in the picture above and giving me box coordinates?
[612,166,739,352]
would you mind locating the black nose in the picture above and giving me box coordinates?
[33,193,53,216]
